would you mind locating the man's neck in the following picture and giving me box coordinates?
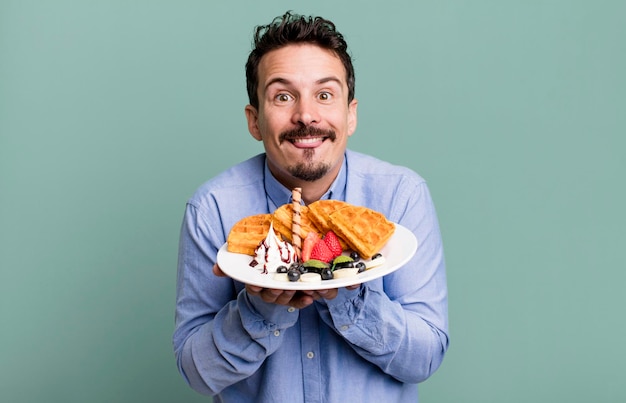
[299,181,334,205]
[268,165,341,205]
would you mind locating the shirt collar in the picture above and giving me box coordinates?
[263,154,348,210]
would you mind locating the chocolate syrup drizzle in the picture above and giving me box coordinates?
[249,238,295,274]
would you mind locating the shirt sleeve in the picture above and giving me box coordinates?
[319,180,449,383]
[173,202,299,395]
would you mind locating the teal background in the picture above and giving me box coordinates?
[1,1,624,402]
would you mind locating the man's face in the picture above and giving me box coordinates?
[245,44,358,185]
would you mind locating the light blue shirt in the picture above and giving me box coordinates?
[173,149,449,402]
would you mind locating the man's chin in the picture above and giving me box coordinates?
[288,162,330,182]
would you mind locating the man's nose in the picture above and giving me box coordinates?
[292,98,320,126]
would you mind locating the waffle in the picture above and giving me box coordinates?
[307,199,351,233]
[307,199,351,249]
[328,205,395,259]
[271,204,320,243]
[227,213,273,255]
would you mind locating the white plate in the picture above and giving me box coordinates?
[217,223,418,290]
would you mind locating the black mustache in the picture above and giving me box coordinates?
[279,126,336,143]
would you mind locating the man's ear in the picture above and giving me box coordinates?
[347,99,358,136]
[245,105,262,141]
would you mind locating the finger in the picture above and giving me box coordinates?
[306,289,337,301]
[288,293,315,309]
[318,288,338,300]
[213,264,227,277]
[246,284,263,295]
[273,290,297,305]
[252,288,288,304]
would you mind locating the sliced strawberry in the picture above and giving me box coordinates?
[323,231,343,258]
[301,231,320,262]
[310,238,334,263]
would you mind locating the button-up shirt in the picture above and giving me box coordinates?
[173,149,449,402]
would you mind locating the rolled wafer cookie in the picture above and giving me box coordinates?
[271,204,319,243]
[291,187,302,260]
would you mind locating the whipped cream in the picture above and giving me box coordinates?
[250,223,297,274]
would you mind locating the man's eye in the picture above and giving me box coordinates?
[318,92,332,101]
[276,93,292,102]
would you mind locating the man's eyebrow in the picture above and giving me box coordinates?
[264,77,290,90]
[264,76,343,90]
[316,76,342,86]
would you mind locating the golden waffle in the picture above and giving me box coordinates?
[307,199,351,249]
[328,205,395,259]
[272,204,320,243]
[307,199,351,232]
[227,213,272,256]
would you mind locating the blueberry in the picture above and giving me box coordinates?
[287,270,301,282]
[372,253,382,260]
[349,251,360,261]
[276,265,288,273]
[356,262,366,273]
[321,268,333,280]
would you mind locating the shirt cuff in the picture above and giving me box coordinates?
[323,286,363,323]
[239,290,299,338]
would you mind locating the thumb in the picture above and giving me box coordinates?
[213,264,227,277]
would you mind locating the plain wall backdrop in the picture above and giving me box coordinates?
[1,1,624,402]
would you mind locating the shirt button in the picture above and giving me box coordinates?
[306,352,315,359]
[340,325,349,331]
[288,307,296,313]
[273,330,280,337]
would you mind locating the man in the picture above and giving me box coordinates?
[173,12,448,402]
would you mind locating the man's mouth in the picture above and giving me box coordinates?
[291,137,326,148]
[280,127,336,148]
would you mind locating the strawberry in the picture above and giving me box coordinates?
[310,238,334,263]
[301,231,320,262]
[323,231,343,258]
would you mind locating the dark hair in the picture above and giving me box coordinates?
[245,11,355,109]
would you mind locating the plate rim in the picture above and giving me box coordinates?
[217,223,418,290]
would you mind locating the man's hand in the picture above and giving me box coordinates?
[213,264,358,309]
